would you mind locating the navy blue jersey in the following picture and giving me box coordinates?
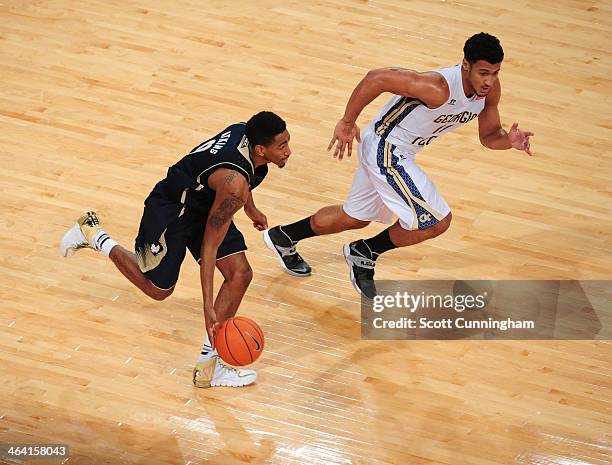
[137,123,268,250]
[151,123,268,214]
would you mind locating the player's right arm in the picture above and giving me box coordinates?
[328,68,449,160]
[201,168,249,346]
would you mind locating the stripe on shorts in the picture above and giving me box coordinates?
[376,139,445,230]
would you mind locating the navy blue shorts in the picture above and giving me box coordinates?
[135,196,246,290]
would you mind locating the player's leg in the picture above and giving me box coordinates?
[387,213,452,247]
[343,214,451,299]
[213,252,253,322]
[343,141,452,299]
[311,205,370,234]
[264,160,376,276]
[60,210,183,301]
[190,223,256,388]
[108,245,173,301]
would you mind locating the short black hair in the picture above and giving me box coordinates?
[463,32,504,64]
[246,111,286,147]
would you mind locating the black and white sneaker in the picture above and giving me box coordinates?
[263,226,311,277]
[343,241,378,299]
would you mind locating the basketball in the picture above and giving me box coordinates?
[216,316,265,366]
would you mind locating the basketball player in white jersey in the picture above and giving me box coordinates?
[264,33,534,298]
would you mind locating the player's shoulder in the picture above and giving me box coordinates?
[215,123,248,153]
[417,71,450,107]
[207,166,250,194]
[215,122,246,140]
[217,125,253,174]
[227,121,246,132]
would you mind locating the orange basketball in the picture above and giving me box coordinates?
[216,316,264,366]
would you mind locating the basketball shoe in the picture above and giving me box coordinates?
[60,211,104,257]
[192,356,257,388]
[343,241,378,299]
[263,226,311,276]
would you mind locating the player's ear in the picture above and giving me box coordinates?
[254,144,266,158]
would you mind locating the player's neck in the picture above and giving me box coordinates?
[253,158,267,168]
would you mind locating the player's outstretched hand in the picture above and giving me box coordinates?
[509,122,534,156]
[328,119,361,160]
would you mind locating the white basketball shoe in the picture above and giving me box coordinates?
[193,356,257,388]
[60,211,103,257]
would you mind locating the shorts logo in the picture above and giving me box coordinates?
[150,243,163,255]
[419,213,432,223]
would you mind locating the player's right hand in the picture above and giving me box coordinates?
[328,119,361,160]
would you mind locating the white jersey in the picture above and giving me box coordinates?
[366,64,485,154]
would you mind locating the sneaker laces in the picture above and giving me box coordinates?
[348,244,376,269]
[216,357,240,374]
[285,249,306,266]
[85,212,100,227]
[276,243,297,257]
[354,265,375,281]
[273,238,302,261]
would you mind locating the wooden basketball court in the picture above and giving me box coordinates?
[1,1,610,464]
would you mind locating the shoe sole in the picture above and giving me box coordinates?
[343,243,373,300]
[193,368,257,388]
[211,374,257,387]
[194,379,256,388]
[263,230,311,277]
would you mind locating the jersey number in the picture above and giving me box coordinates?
[193,139,217,154]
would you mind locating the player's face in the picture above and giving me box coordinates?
[263,130,292,168]
[465,60,501,97]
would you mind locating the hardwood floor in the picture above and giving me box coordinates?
[0,1,610,464]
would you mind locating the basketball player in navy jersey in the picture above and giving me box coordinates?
[264,33,534,299]
[60,111,291,388]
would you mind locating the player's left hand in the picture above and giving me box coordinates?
[246,207,268,231]
[509,122,534,156]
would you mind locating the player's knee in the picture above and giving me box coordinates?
[149,285,174,301]
[430,212,452,237]
[146,281,174,302]
[242,266,254,285]
[229,265,253,287]
[349,218,370,230]
[344,215,370,230]
[439,212,452,233]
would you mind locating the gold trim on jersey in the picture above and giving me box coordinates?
[136,230,168,273]
[375,98,422,137]
[237,135,253,170]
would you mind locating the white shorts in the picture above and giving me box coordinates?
[343,131,450,230]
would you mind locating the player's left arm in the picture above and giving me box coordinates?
[478,80,534,156]
[244,192,268,231]
[201,168,249,345]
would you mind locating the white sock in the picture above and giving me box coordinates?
[197,334,217,363]
[92,230,119,256]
